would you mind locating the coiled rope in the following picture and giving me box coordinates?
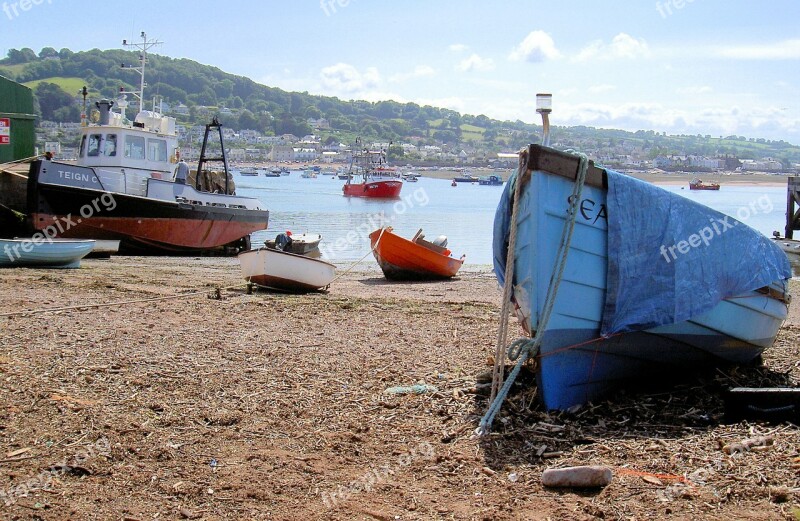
[477,150,590,435]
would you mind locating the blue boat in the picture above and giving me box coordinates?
[0,238,96,269]
[493,145,790,411]
[478,175,503,186]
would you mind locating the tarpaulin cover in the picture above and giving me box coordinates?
[493,167,790,336]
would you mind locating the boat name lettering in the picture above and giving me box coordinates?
[58,170,98,184]
[576,197,607,224]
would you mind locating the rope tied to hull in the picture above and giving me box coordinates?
[477,150,591,436]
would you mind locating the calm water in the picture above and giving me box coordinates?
[235,170,788,266]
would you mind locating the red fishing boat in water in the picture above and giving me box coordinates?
[343,140,402,199]
[689,178,720,190]
[369,227,465,280]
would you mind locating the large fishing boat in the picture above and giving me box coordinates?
[26,33,268,254]
[342,139,402,199]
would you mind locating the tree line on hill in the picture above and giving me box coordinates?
[2,46,799,165]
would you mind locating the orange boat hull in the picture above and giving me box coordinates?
[369,227,464,280]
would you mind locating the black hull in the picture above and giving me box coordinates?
[27,160,268,255]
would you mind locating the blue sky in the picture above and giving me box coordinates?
[2,0,799,143]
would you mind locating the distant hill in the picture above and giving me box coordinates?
[2,46,799,165]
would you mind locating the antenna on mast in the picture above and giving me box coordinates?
[120,32,163,114]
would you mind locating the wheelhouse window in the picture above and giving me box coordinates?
[124,135,146,160]
[104,134,117,157]
[79,135,87,158]
[87,134,102,157]
[147,138,167,162]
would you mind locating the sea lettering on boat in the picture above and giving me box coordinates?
[577,197,607,225]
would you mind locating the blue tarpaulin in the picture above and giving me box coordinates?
[493,167,790,336]
[601,170,789,335]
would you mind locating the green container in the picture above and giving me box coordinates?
[0,75,36,163]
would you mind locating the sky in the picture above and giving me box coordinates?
[1,0,799,143]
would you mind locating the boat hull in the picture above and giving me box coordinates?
[238,248,336,292]
[369,228,463,280]
[500,147,788,410]
[0,238,95,268]
[343,180,402,198]
[28,161,269,254]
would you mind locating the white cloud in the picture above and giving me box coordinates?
[676,85,713,95]
[715,39,800,60]
[551,101,799,141]
[588,84,616,94]
[509,31,561,62]
[448,43,468,52]
[389,65,436,83]
[457,54,495,72]
[319,63,381,94]
[573,33,650,62]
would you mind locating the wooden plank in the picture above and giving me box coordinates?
[524,145,607,189]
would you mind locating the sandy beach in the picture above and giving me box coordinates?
[0,257,798,520]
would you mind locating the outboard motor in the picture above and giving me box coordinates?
[95,99,115,125]
[432,235,448,248]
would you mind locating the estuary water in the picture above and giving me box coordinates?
[235,170,788,267]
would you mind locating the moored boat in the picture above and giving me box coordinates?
[265,232,322,255]
[453,173,479,183]
[238,247,336,292]
[369,227,465,280]
[689,178,720,190]
[343,140,403,199]
[492,145,789,411]
[0,238,95,268]
[25,34,268,254]
[478,175,503,186]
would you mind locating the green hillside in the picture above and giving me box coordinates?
[2,46,799,164]
[23,76,85,94]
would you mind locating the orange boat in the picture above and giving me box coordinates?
[369,227,465,280]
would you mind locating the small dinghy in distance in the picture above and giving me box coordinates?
[0,238,95,268]
[238,247,336,292]
[369,227,465,280]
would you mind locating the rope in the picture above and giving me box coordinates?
[326,226,388,286]
[477,150,591,436]
[489,153,528,402]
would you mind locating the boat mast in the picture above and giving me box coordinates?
[121,32,163,114]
